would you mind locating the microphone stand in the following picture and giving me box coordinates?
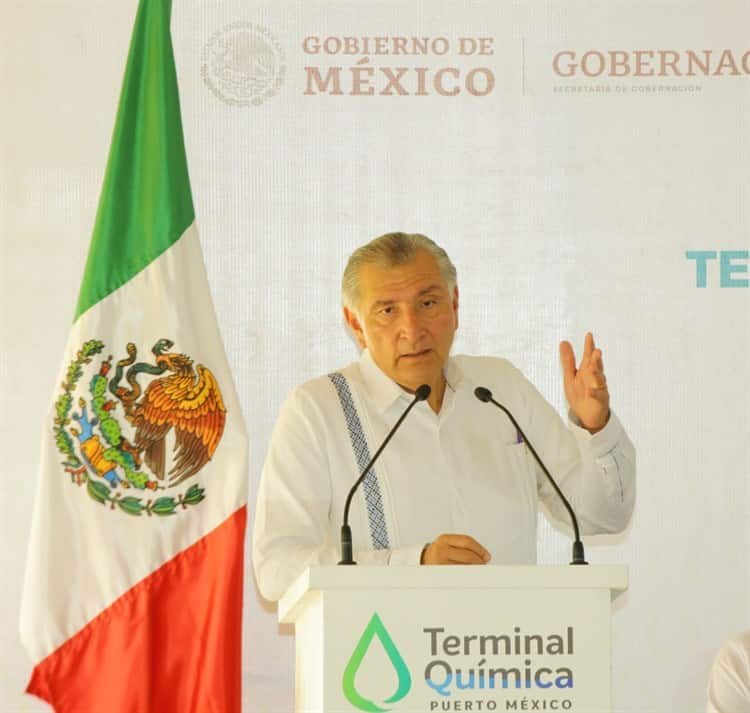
[474,386,587,566]
[339,384,431,565]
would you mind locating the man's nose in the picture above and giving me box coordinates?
[398,307,424,340]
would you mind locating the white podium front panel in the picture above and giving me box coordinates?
[281,566,626,713]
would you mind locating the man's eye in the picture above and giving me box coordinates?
[422,299,437,308]
[380,306,394,315]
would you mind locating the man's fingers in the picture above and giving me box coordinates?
[559,340,577,381]
[444,534,490,561]
[426,534,491,565]
[445,546,488,565]
[584,332,595,357]
[435,534,490,559]
[583,349,607,388]
[592,372,608,389]
[578,332,595,369]
[591,348,604,374]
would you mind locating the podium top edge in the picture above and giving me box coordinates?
[278,564,628,623]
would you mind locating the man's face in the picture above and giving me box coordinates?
[343,249,458,393]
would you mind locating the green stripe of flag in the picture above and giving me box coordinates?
[75,0,194,321]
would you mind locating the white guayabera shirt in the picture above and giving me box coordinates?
[707,632,750,713]
[252,349,636,602]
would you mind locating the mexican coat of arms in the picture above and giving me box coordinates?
[53,339,226,516]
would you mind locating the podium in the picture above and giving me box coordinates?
[279,565,627,713]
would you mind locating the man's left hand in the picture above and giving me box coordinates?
[559,332,610,434]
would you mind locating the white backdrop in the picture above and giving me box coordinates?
[2,1,749,711]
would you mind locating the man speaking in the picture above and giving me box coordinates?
[252,232,635,601]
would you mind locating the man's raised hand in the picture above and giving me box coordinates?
[559,332,610,433]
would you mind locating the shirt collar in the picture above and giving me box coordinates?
[444,356,463,393]
[358,349,464,414]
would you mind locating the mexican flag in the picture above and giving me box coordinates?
[19,1,248,711]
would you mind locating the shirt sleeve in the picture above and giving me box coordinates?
[252,387,423,602]
[707,635,750,713]
[508,363,636,536]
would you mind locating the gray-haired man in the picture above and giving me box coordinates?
[253,232,635,601]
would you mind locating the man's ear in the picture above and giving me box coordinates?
[452,286,459,330]
[343,307,367,349]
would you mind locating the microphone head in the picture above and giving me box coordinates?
[415,384,431,401]
[474,386,493,403]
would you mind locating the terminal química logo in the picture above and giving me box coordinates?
[342,613,412,712]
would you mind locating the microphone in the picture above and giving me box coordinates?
[474,386,588,566]
[339,383,431,565]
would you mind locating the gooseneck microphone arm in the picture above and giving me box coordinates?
[474,386,587,566]
[339,383,431,565]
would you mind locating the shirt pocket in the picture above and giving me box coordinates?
[594,450,626,503]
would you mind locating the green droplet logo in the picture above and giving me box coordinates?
[342,613,412,712]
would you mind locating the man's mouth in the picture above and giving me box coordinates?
[399,348,432,360]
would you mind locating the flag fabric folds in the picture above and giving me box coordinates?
[20,1,248,711]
